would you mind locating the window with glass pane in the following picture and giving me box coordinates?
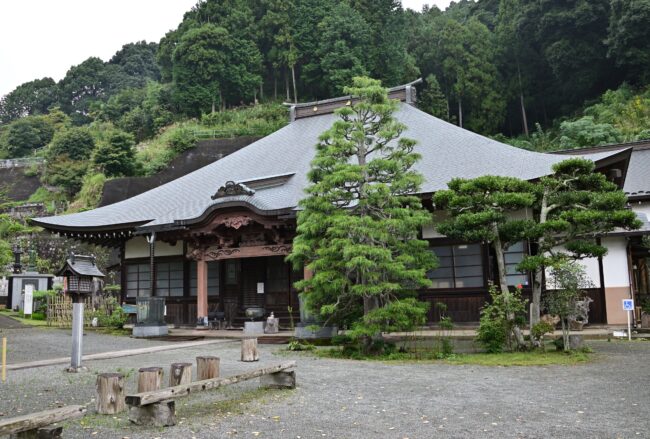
[156,261,184,297]
[504,241,528,286]
[126,263,150,297]
[267,256,289,292]
[189,261,220,296]
[428,243,484,289]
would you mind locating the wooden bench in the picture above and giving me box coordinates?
[125,361,296,427]
[0,405,86,438]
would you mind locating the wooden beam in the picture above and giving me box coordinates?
[197,259,208,322]
[0,405,85,436]
[125,361,296,407]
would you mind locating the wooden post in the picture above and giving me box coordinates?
[241,338,259,362]
[196,356,220,380]
[196,259,208,326]
[95,373,125,415]
[137,367,163,393]
[169,363,192,387]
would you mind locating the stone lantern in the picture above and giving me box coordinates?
[58,254,104,372]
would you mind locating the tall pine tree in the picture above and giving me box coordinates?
[288,77,436,346]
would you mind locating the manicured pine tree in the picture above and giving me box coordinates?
[522,158,642,325]
[433,175,537,348]
[288,77,436,347]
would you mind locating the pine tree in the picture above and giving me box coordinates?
[521,158,641,325]
[418,74,449,121]
[288,77,436,347]
[434,175,536,349]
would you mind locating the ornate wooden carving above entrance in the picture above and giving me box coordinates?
[211,181,255,200]
[189,244,292,261]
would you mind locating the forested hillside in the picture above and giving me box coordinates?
[1,0,650,210]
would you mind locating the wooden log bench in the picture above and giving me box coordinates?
[0,405,86,438]
[125,361,296,427]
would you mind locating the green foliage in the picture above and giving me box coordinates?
[476,284,527,353]
[42,156,89,196]
[418,74,449,121]
[172,23,262,116]
[558,116,622,149]
[200,103,287,136]
[531,321,555,343]
[0,115,55,157]
[68,173,106,212]
[92,130,136,177]
[47,127,95,160]
[289,77,436,340]
[90,296,128,329]
[287,340,316,351]
[544,261,593,351]
[0,77,59,123]
[607,0,650,84]
[167,129,198,154]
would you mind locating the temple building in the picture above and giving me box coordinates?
[32,80,645,327]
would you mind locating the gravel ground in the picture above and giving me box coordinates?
[0,332,648,439]
[0,327,176,364]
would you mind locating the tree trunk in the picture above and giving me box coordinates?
[531,189,551,326]
[259,82,263,103]
[285,69,290,102]
[169,363,192,387]
[137,367,163,393]
[291,65,298,104]
[95,373,125,414]
[561,317,570,352]
[458,98,463,128]
[274,71,278,100]
[492,224,526,349]
[517,61,529,137]
[211,97,215,114]
[241,338,259,362]
[196,357,220,380]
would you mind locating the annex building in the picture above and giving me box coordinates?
[33,81,647,327]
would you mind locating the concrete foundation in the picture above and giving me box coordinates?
[132,325,169,338]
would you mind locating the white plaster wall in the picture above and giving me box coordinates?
[124,237,183,259]
[630,200,650,217]
[601,237,630,288]
[544,245,601,288]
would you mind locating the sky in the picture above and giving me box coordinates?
[0,0,452,97]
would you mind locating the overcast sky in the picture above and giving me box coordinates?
[0,0,452,97]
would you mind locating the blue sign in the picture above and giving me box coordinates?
[622,299,634,311]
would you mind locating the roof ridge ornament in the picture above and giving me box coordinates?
[211,181,255,200]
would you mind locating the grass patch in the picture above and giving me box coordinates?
[313,346,592,366]
[0,309,50,326]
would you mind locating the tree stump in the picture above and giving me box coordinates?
[137,367,163,393]
[169,363,193,387]
[95,373,125,415]
[241,338,259,362]
[196,356,220,380]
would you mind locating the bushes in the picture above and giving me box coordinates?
[168,129,198,153]
[476,284,527,353]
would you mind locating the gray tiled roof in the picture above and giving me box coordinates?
[622,147,650,197]
[58,255,105,277]
[33,103,624,232]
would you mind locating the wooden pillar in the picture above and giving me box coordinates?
[137,367,163,393]
[241,338,259,362]
[197,259,208,325]
[169,363,192,387]
[96,373,125,414]
[196,356,220,380]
